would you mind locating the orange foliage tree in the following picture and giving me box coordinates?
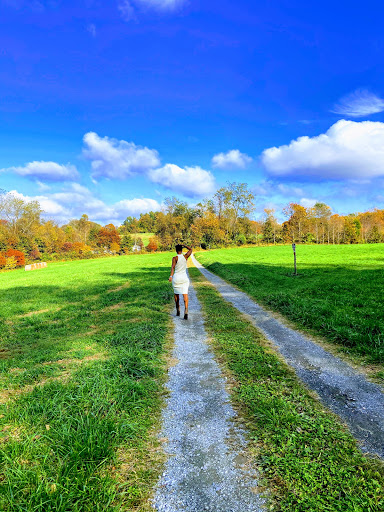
[146,237,158,252]
[5,249,25,266]
[96,224,120,248]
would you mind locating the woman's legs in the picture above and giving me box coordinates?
[174,294,180,315]
[183,293,188,319]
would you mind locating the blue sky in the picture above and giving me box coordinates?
[1,0,384,224]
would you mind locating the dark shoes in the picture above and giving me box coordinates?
[176,308,188,320]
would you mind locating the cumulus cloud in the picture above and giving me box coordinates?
[83,132,160,180]
[212,149,252,170]
[2,161,79,182]
[149,163,215,197]
[8,190,70,216]
[9,184,161,225]
[261,120,384,180]
[113,198,161,217]
[332,89,384,118]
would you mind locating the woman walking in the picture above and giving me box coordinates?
[169,244,193,319]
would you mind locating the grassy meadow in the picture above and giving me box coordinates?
[0,254,173,511]
[137,233,154,246]
[195,244,384,366]
[191,267,384,512]
[1,246,383,511]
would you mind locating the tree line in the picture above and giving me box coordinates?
[1,184,383,268]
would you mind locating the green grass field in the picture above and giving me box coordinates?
[191,267,384,512]
[1,248,383,511]
[0,254,173,511]
[137,233,155,246]
[195,244,384,366]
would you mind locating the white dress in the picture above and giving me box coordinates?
[172,255,190,294]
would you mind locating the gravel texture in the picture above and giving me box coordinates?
[192,255,384,459]
[153,283,265,512]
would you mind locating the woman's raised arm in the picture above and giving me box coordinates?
[183,245,193,259]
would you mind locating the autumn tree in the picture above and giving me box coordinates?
[146,237,159,252]
[283,203,309,243]
[0,192,42,242]
[36,221,66,253]
[96,224,120,248]
[213,183,255,239]
[191,212,226,248]
[262,208,280,244]
[309,202,332,243]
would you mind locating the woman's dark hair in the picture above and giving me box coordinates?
[175,244,183,253]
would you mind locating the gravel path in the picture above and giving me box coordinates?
[153,282,265,512]
[192,255,384,459]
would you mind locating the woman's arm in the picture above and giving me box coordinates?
[183,244,193,259]
[169,256,177,282]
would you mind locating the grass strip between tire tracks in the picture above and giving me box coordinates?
[190,267,384,512]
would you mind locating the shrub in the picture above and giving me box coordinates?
[61,242,74,252]
[72,242,92,255]
[236,234,246,246]
[5,249,25,266]
[4,256,17,270]
[29,248,41,260]
[0,254,6,268]
[110,242,120,254]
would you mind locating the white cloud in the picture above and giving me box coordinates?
[135,0,186,9]
[149,163,215,197]
[3,161,79,182]
[8,184,161,225]
[261,120,384,180]
[8,190,70,216]
[212,149,252,170]
[36,181,51,192]
[252,180,305,197]
[118,0,186,22]
[114,198,161,217]
[300,198,317,208]
[87,23,97,37]
[118,0,136,21]
[83,132,160,180]
[332,89,384,117]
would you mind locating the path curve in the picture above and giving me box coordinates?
[153,282,265,512]
[192,255,384,459]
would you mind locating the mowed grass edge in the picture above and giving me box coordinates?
[0,254,174,511]
[190,267,384,512]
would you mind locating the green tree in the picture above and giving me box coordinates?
[120,234,134,252]
[213,183,255,239]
